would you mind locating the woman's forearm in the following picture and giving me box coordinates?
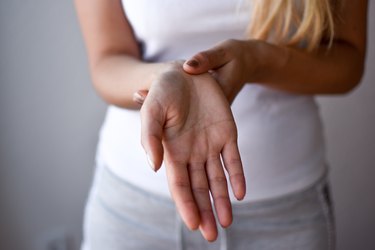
[90,54,168,109]
[248,40,366,95]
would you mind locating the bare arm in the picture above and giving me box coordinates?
[253,0,368,94]
[184,0,368,100]
[74,0,167,109]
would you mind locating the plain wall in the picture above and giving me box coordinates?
[0,1,374,249]
[0,1,106,249]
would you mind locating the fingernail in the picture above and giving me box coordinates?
[146,153,156,172]
[186,59,199,68]
[133,92,145,105]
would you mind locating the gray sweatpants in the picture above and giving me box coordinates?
[81,164,335,250]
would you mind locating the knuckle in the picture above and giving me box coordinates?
[172,178,190,189]
[199,208,214,215]
[209,175,227,184]
[226,157,242,166]
[188,162,205,171]
[192,186,209,194]
[195,51,207,59]
[223,39,241,56]
[210,42,229,58]
[195,51,210,63]
[213,194,230,202]
[206,153,220,163]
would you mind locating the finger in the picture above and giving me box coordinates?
[183,42,232,75]
[133,90,149,105]
[188,162,218,241]
[206,155,232,228]
[140,102,164,171]
[165,159,201,231]
[222,141,246,200]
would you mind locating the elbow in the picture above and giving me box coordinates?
[338,59,365,95]
[333,43,366,94]
[328,39,367,95]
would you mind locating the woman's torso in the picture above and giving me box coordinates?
[96,0,327,202]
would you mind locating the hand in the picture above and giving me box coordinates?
[183,39,258,104]
[140,62,246,241]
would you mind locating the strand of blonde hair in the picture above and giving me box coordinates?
[247,0,336,51]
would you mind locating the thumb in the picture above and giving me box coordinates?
[140,102,164,172]
[183,46,231,75]
[133,90,149,105]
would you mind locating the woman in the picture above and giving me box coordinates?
[75,0,368,249]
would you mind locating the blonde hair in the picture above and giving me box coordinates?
[247,0,336,51]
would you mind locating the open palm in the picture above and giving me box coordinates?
[140,63,246,241]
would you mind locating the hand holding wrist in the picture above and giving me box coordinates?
[183,39,262,103]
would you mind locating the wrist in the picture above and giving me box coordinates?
[243,40,290,84]
[132,61,182,108]
[145,60,185,89]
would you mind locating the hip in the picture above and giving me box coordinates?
[82,163,335,250]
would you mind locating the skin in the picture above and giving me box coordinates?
[141,63,245,240]
[182,1,368,99]
[74,0,368,242]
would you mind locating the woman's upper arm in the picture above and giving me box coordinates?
[74,0,141,68]
[334,0,368,57]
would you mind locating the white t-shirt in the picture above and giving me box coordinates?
[96,0,327,202]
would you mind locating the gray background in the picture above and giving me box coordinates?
[0,1,374,249]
